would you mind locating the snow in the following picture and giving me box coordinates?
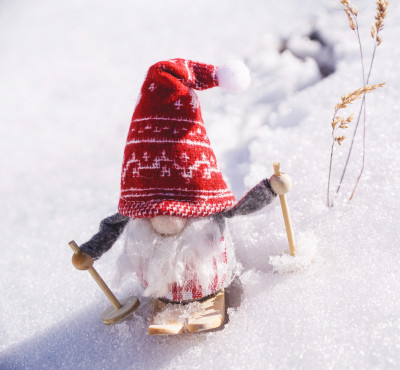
[1,0,400,368]
[269,232,319,273]
[152,301,204,327]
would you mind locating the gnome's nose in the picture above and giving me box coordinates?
[150,216,188,235]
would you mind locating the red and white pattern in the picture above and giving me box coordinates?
[116,218,235,301]
[138,236,228,301]
[119,59,236,218]
[165,236,228,301]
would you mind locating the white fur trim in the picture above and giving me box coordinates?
[217,60,251,92]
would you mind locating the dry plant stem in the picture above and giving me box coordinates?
[327,109,339,207]
[327,141,335,207]
[336,38,379,196]
[348,18,367,200]
[349,46,379,200]
[336,0,388,198]
[349,0,390,198]
[349,112,366,200]
[349,0,390,199]
[329,0,359,206]
[327,83,381,207]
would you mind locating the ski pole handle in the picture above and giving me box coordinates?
[69,240,82,255]
[69,240,122,309]
[273,162,296,256]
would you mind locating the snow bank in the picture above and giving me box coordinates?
[269,232,320,273]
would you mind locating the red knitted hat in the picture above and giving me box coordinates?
[118,58,251,218]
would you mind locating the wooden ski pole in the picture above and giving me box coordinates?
[273,162,296,256]
[69,240,140,324]
[69,240,122,309]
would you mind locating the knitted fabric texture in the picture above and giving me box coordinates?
[118,59,236,218]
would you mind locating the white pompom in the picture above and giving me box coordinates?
[217,60,251,92]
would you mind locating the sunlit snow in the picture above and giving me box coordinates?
[1,0,399,369]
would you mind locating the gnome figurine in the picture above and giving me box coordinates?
[72,59,291,334]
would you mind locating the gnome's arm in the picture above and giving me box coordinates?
[79,213,130,259]
[223,179,277,218]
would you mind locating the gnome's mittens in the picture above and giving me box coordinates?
[269,173,292,195]
[79,212,130,259]
[72,252,94,270]
[223,179,276,218]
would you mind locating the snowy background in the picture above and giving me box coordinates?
[1,0,399,368]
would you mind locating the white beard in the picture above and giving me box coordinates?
[115,217,237,299]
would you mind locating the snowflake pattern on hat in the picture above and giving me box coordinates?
[118,59,236,218]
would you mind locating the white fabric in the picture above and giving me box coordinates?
[217,60,251,92]
[115,217,237,298]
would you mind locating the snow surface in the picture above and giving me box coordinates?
[1,0,400,368]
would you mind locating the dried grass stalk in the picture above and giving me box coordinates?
[335,83,385,110]
[328,0,389,206]
[372,0,389,41]
[341,0,358,30]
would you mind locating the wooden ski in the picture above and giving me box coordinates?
[148,289,225,335]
